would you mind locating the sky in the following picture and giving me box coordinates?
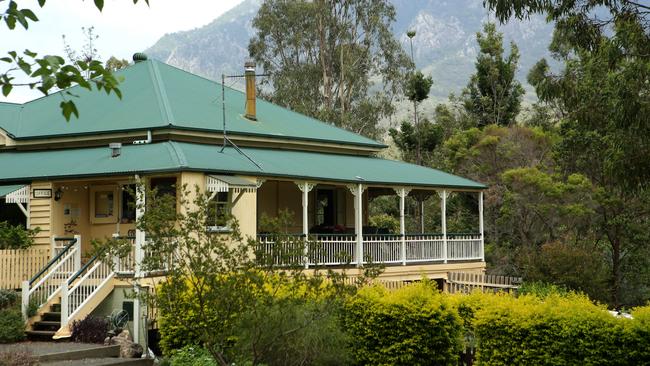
[1,0,244,103]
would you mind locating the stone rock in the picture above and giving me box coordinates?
[106,330,143,358]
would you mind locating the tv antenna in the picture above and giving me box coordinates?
[220,69,268,171]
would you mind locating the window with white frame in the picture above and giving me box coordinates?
[206,191,232,231]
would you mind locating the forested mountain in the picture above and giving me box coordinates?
[146,0,553,101]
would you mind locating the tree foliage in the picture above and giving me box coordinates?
[99,185,371,366]
[248,0,411,138]
[462,23,524,127]
[0,0,147,119]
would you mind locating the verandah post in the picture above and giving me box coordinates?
[297,182,314,269]
[479,190,485,261]
[395,187,410,266]
[357,184,363,267]
[134,175,145,278]
[439,189,448,263]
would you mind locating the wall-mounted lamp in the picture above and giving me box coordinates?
[54,188,63,201]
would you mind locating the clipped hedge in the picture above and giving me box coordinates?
[472,293,645,366]
[341,282,462,366]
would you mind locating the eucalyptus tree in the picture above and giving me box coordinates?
[248,0,412,139]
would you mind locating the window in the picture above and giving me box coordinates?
[206,191,231,231]
[90,185,119,224]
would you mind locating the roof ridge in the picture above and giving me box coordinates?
[149,61,176,124]
[152,61,384,148]
[166,141,187,167]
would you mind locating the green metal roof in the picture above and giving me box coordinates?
[0,142,485,190]
[0,184,26,198]
[0,60,384,148]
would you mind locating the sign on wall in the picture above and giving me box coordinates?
[32,188,52,198]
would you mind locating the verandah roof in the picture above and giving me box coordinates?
[0,142,485,190]
[0,184,26,198]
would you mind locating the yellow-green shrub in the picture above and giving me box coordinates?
[472,293,631,366]
[626,305,650,363]
[341,282,462,366]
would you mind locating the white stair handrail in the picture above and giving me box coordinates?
[21,235,81,318]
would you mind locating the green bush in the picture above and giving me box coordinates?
[626,306,650,364]
[368,214,399,233]
[342,282,462,366]
[0,221,39,250]
[0,289,18,310]
[170,346,218,366]
[0,307,25,343]
[473,293,631,365]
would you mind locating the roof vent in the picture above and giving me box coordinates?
[132,52,148,63]
[109,142,122,158]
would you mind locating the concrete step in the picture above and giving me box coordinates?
[42,358,154,366]
[39,345,120,362]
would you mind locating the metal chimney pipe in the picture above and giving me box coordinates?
[244,61,257,120]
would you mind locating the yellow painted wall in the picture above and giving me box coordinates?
[29,182,53,249]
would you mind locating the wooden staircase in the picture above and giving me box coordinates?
[26,302,62,340]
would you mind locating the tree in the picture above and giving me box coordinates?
[389,118,442,165]
[105,57,130,72]
[248,0,412,139]
[485,0,650,306]
[98,185,375,365]
[462,23,524,127]
[404,70,434,164]
[0,0,148,120]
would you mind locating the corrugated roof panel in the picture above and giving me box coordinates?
[0,142,485,190]
[0,60,384,148]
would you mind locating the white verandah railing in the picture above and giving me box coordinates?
[256,233,482,267]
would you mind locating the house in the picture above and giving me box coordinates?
[0,55,486,342]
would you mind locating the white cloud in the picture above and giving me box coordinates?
[1,0,244,102]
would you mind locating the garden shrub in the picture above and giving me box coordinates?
[71,315,109,343]
[0,289,18,309]
[0,307,25,343]
[169,346,218,366]
[472,293,631,366]
[0,221,39,250]
[342,281,462,366]
[625,305,650,364]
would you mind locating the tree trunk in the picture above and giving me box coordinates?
[611,238,621,307]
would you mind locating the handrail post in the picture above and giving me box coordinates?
[50,236,56,260]
[21,280,29,319]
[60,284,69,327]
[73,235,81,272]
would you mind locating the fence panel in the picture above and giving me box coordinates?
[447,271,521,294]
[0,248,50,290]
